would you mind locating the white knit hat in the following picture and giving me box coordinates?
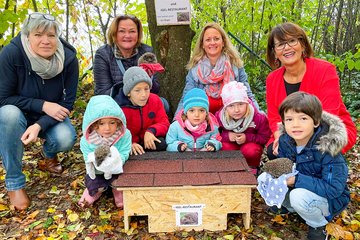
[221,81,249,108]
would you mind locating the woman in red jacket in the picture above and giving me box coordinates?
[265,22,356,158]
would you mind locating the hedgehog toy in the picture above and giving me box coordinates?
[138,52,165,77]
[262,158,294,178]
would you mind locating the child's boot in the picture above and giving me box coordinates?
[112,188,123,208]
[78,188,102,207]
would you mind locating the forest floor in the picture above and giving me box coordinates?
[0,89,359,239]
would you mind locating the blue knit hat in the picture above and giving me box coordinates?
[183,88,209,114]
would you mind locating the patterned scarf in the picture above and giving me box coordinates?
[113,44,138,59]
[220,104,255,133]
[184,119,208,138]
[21,33,64,79]
[197,54,235,98]
[88,130,121,146]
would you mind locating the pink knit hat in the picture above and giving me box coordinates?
[221,81,249,108]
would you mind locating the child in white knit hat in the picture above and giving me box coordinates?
[215,81,271,174]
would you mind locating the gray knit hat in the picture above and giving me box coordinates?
[123,66,152,95]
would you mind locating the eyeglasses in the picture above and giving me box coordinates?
[27,12,55,25]
[274,38,299,51]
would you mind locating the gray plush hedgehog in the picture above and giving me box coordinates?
[262,158,294,178]
[86,145,123,180]
[138,52,158,64]
[94,145,111,166]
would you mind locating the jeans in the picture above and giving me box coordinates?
[0,105,76,191]
[282,188,330,228]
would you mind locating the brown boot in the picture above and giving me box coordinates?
[8,189,30,210]
[38,156,63,174]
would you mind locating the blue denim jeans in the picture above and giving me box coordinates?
[282,188,330,228]
[0,105,76,191]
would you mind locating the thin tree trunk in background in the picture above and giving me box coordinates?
[321,1,336,53]
[333,0,344,54]
[145,0,195,118]
[256,0,266,53]
[295,0,303,20]
[82,0,94,62]
[310,0,323,51]
[31,0,38,12]
[65,0,69,41]
[11,0,17,38]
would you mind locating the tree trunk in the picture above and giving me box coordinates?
[145,0,195,118]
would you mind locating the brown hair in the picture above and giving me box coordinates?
[186,22,243,69]
[107,15,143,47]
[279,92,322,126]
[266,22,314,69]
[90,118,123,133]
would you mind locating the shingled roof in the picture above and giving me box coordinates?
[112,151,257,188]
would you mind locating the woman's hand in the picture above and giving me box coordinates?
[21,123,41,145]
[42,102,70,121]
[131,143,145,155]
[272,130,281,156]
[144,132,161,150]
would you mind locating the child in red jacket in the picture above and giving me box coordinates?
[118,66,170,155]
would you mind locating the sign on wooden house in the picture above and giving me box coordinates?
[112,151,257,233]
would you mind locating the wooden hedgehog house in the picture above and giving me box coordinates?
[112,151,257,233]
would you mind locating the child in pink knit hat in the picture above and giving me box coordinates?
[215,81,271,174]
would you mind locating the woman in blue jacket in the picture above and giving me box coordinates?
[0,13,79,210]
[176,22,259,115]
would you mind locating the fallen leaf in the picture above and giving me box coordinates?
[49,186,60,195]
[271,215,286,225]
[0,204,9,211]
[26,210,40,220]
[68,213,79,222]
[326,223,354,240]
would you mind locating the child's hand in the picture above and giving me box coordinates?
[235,133,246,145]
[180,143,188,152]
[286,176,295,187]
[144,132,161,150]
[228,132,238,142]
[131,143,145,155]
[205,144,215,152]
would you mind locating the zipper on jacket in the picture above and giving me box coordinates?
[327,165,333,183]
[139,108,143,131]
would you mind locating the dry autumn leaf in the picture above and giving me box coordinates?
[326,223,354,240]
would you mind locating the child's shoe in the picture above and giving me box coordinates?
[307,226,326,240]
[78,188,102,207]
[112,188,123,208]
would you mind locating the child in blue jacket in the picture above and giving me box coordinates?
[78,95,131,208]
[277,92,349,240]
[166,88,221,152]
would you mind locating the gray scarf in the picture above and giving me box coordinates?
[21,33,64,79]
[220,104,255,132]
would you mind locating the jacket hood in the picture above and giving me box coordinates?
[82,95,127,140]
[280,111,348,156]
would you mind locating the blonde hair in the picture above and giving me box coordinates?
[186,22,243,70]
[107,15,143,48]
[224,103,250,121]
